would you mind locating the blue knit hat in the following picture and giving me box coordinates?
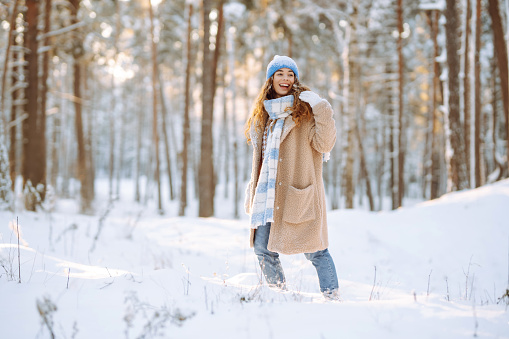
[266,55,299,80]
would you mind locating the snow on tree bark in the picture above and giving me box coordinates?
[397,0,405,207]
[445,0,469,191]
[148,0,163,214]
[70,0,93,213]
[487,0,509,178]
[463,0,473,187]
[22,0,46,210]
[199,0,222,217]
[474,0,484,187]
[179,4,193,217]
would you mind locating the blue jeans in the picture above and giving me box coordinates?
[253,223,339,293]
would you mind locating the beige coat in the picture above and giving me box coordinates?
[245,100,336,255]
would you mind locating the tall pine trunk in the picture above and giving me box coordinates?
[85,69,95,202]
[40,0,52,200]
[1,0,20,137]
[227,25,239,218]
[386,61,398,209]
[8,2,20,190]
[464,0,472,186]
[108,0,121,200]
[135,78,144,203]
[108,73,116,199]
[474,0,483,186]
[148,0,163,214]
[397,0,405,207]
[430,10,442,199]
[115,91,126,197]
[355,66,374,211]
[487,0,509,176]
[22,0,46,210]
[489,57,504,181]
[179,4,193,216]
[220,65,230,199]
[341,23,354,209]
[158,72,175,201]
[199,0,221,217]
[445,0,469,190]
[70,0,92,212]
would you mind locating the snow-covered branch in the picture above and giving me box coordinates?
[37,20,89,41]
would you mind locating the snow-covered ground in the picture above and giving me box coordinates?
[1,179,509,338]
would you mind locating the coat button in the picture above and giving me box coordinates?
[279,158,282,162]
[278,182,282,185]
[276,206,279,210]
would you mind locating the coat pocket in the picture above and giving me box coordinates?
[282,184,316,224]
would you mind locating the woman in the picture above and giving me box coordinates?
[244,55,340,300]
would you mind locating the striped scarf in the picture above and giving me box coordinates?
[250,95,294,229]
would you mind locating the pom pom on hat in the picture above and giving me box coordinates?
[266,55,299,80]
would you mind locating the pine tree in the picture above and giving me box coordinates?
[445,0,469,190]
[0,141,13,210]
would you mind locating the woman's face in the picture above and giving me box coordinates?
[272,68,295,98]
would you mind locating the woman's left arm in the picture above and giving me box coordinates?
[299,91,337,153]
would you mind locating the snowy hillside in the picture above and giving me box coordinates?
[1,180,509,338]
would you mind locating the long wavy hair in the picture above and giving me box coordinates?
[244,76,313,144]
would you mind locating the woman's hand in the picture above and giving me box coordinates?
[299,91,323,108]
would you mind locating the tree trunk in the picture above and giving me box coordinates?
[179,4,193,216]
[445,0,469,191]
[135,79,144,203]
[341,23,354,209]
[198,0,220,217]
[487,0,509,176]
[350,60,374,211]
[0,0,18,208]
[385,62,398,209]
[330,98,342,210]
[115,90,126,198]
[355,107,375,211]
[41,0,52,152]
[212,0,224,102]
[143,138,153,204]
[389,99,396,208]
[464,0,472,186]
[221,65,230,199]
[84,69,95,202]
[148,0,163,214]
[22,0,46,210]
[109,0,120,200]
[9,7,20,190]
[227,24,239,218]
[474,0,484,186]
[423,12,434,199]
[397,0,405,207]
[489,57,504,181]
[60,68,71,197]
[40,0,52,198]
[430,10,442,199]
[1,0,20,138]
[377,116,385,210]
[108,73,116,199]
[115,90,129,197]
[158,71,175,201]
[344,126,355,209]
[70,0,92,212]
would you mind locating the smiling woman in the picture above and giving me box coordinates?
[243,55,340,300]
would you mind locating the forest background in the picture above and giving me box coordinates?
[0,0,508,218]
